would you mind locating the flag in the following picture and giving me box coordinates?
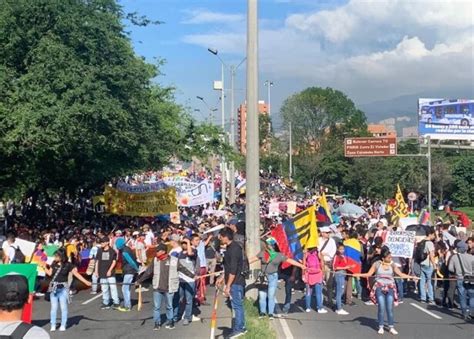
[271,224,293,269]
[316,192,333,223]
[387,184,409,224]
[418,210,430,225]
[278,206,319,261]
[343,238,362,274]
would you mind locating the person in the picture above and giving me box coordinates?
[136,243,179,331]
[2,233,18,264]
[448,240,474,320]
[193,233,212,305]
[87,239,100,295]
[418,228,436,305]
[94,236,120,310]
[354,246,417,335]
[302,246,326,314]
[0,274,50,338]
[116,237,139,312]
[42,248,91,332]
[174,237,196,326]
[134,232,147,266]
[333,243,353,315]
[318,226,337,309]
[217,228,246,338]
[205,236,219,286]
[249,237,305,319]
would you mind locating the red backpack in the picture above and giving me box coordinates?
[303,250,323,285]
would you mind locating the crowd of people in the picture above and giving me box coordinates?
[0,169,473,338]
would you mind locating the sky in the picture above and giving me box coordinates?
[120,0,474,128]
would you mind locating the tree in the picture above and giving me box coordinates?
[0,0,182,196]
[452,156,474,206]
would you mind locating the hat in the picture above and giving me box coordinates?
[170,234,180,242]
[115,230,123,235]
[319,226,330,233]
[0,274,29,309]
[132,231,140,236]
[456,240,468,252]
[100,236,110,243]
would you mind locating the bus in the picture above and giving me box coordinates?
[419,99,474,126]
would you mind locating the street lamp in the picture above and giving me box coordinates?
[264,80,274,117]
[196,96,217,123]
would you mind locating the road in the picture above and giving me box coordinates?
[31,282,473,339]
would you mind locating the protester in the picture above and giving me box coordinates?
[333,243,353,315]
[42,248,92,332]
[318,226,337,309]
[417,228,437,305]
[217,228,246,338]
[355,246,417,335]
[115,237,139,312]
[249,237,305,318]
[94,236,120,310]
[174,237,197,326]
[137,243,179,330]
[0,275,50,338]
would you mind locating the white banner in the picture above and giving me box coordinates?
[165,179,215,207]
[385,231,416,258]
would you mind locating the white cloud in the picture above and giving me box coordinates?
[182,9,244,25]
[182,0,474,104]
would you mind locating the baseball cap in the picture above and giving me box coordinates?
[0,274,29,310]
[115,230,123,235]
[319,226,330,233]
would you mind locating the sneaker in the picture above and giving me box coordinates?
[117,306,131,312]
[259,312,266,318]
[101,303,111,310]
[135,286,149,292]
[398,300,404,304]
[90,291,98,295]
[317,308,328,314]
[268,314,275,320]
[192,315,201,322]
[35,292,45,297]
[389,328,398,335]
[365,300,375,306]
[165,322,175,329]
[59,326,66,332]
[378,327,384,335]
[153,323,161,331]
[305,308,311,313]
[183,319,190,326]
[112,304,120,310]
[50,326,56,332]
[428,301,436,306]
[336,309,349,315]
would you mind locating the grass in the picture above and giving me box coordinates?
[243,298,277,339]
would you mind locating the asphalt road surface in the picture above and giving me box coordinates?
[31,283,473,339]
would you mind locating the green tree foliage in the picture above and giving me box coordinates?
[0,0,183,196]
[452,156,474,206]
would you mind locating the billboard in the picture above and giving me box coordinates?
[418,98,474,140]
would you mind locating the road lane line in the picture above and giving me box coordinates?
[82,293,103,305]
[410,303,442,319]
[278,316,294,339]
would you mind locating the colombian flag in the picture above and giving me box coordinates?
[343,238,362,274]
[272,206,319,263]
[316,193,333,223]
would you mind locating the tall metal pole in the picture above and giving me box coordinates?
[289,122,293,181]
[427,136,432,219]
[221,62,226,206]
[245,0,260,299]
[267,81,271,117]
[229,66,236,204]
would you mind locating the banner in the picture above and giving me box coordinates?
[287,201,297,215]
[165,179,214,207]
[92,195,105,213]
[418,98,474,140]
[268,202,280,216]
[387,184,409,224]
[15,238,36,261]
[104,186,177,217]
[170,211,181,224]
[116,181,169,193]
[385,231,416,258]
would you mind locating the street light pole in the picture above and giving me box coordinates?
[245,0,261,299]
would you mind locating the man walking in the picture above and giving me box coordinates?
[94,236,120,310]
[419,228,436,305]
[318,226,337,309]
[116,238,139,312]
[217,228,246,338]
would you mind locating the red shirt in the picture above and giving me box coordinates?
[333,254,348,271]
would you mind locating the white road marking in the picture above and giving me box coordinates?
[81,293,103,305]
[278,316,294,339]
[410,303,442,320]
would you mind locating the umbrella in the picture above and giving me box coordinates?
[405,224,432,236]
[335,202,366,219]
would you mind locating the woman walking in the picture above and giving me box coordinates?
[354,246,416,335]
[249,237,305,318]
[303,247,326,313]
[42,248,91,332]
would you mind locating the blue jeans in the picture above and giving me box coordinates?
[153,291,174,325]
[419,265,434,302]
[396,278,404,301]
[100,277,120,305]
[122,274,134,309]
[174,281,195,321]
[230,284,245,333]
[335,272,345,311]
[456,279,474,316]
[305,283,324,310]
[50,287,68,328]
[376,287,394,328]
[91,274,98,293]
[258,272,278,315]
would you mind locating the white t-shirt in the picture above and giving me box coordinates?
[2,241,16,263]
[144,231,154,247]
[318,237,337,263]
[0,321,50,339]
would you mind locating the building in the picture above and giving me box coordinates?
[237,100,268,154]
[402,126,418,138]
[367,124,397,138]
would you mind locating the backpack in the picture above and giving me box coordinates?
[414,240,428,264]
[11,246,25,264]
[303,250,322,285]
[0,322,33,339]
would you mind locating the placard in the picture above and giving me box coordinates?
[385,231,416,258]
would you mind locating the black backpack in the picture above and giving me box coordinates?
[414,240,428,263]
[0,322,33,339]
[11,246,25,264]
